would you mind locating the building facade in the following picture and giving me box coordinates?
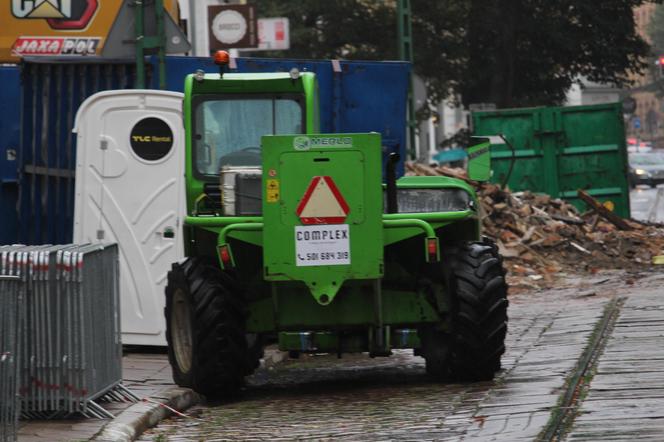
[626,3,662,147]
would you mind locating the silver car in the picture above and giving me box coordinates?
[628,152,664,187]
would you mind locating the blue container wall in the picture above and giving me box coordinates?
[155,56,410,176]
[18,61,145,244]
[0,66,21,244]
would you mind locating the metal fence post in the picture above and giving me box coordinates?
[1,253,22,441]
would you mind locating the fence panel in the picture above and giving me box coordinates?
[0,244,135,421]
[0,250,24,442]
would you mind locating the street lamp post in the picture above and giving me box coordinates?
[397,0,417,160]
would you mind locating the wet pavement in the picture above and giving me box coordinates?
[566,284,664,441]
[17,352,175,442]
[138,271,664,441]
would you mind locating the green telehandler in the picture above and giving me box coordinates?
[165,54,508,398]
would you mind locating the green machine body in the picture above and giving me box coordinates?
[262,133,383,305]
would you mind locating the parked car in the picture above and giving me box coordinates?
[627,138,653,153]
[628,152,664,187]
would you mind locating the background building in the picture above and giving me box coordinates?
[625,3,662,147]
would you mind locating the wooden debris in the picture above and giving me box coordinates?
[577,190,632,231]
[569,241,591,254]
[550,214,585,225]
[405,161,664,284]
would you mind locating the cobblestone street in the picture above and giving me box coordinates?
[138,271,664,441]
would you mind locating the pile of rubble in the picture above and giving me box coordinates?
[406,162,664,289]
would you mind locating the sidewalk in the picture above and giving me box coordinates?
[18,351,183,442]
[565,283,664,439]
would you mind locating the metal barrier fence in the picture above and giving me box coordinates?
[0,244,137,424]
[0,272,22,442]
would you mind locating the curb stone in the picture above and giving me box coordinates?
[91,387,200,442]
[91,349,287,441]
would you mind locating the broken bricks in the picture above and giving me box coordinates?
[405,162,664,285]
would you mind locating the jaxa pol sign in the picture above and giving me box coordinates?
[7,0,101,59]
[2,0,179,62]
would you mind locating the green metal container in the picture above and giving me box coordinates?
[472,102,630,217]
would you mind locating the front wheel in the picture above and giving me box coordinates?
[421,240,509,381]
[165,258,249,398]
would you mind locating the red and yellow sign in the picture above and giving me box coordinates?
[296,176,350,225]
[2,0,179,62]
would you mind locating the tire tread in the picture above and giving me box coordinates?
[165,258,250,398]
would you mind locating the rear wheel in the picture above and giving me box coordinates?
[244,333,264,375]
[421,239,508,381]
[419,327,452,379]
[165,258,250,398]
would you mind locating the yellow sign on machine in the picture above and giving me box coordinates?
[1,0,180,62]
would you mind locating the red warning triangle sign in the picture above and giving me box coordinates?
[296,176,350,225]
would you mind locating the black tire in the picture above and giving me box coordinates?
[421,239,508,381]
[419,326,451,379]
[244,333,264,375]
[164,258,249,398]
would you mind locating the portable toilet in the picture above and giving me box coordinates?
[73,90,185,346]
